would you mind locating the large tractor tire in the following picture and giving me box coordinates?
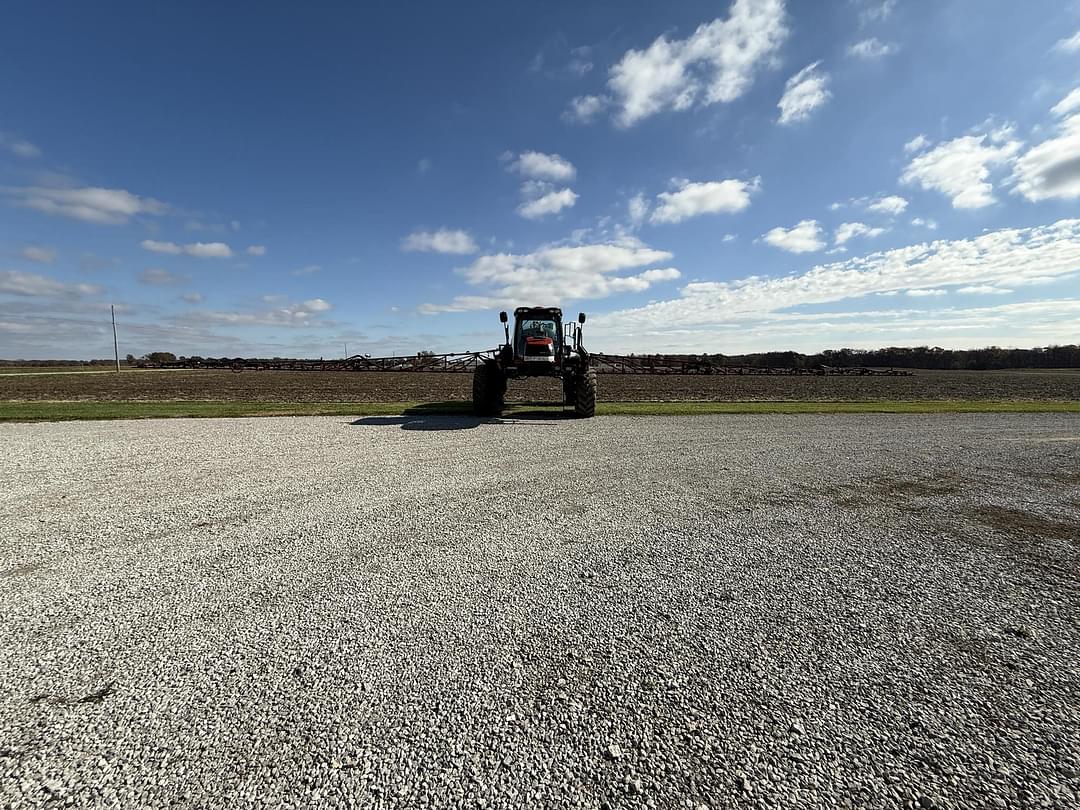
[562,374,577,405]
[573,367,596,418]
[472,363,504,416]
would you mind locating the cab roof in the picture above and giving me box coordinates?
[514,306,562,320]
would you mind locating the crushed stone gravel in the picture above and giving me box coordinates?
[1,413,1078,809]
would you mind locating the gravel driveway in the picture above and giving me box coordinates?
[1,414,1078,809]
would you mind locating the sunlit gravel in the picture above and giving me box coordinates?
[1,413,1078,809]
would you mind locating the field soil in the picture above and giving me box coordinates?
[1,368,1079,402]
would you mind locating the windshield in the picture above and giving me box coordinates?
[521,319,557,339]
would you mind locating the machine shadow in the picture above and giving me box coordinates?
[349,401,575,431]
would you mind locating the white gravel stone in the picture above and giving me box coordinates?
[1,413,1078,808]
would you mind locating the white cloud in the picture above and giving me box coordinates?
[420,241,679,313]
[180,292,204,304]
[602,0,789,127]
[904,134,930,154]
[650,177,759,224]
[518,187,578,219]
[506,151,577,182]
[958,285,1011,295]
[139,267,186,286]
[911,217,938,229]
[1053,30,1080,54]
[291,264,322,276]
[564,95,608,123]
[0,270,101,298]
[592,220,1080,337]
[302,298,331,312]
[763,219,825,253]
[900,130,1022,208]
[246,245,267,256]
[19,246,55,263]
[417,157,432,174]
[835,221,886,245]
[0,133,41,159]
[722,233,737,242]
[866,195,908,215]
[1051,88,1080,118]
[141,240,233,258]
[7,185,168,225]
[856,0,896,25]
[186,298,336,328]
[777,61,831,125]
[628,193,650,227]
[141,239,183,255]
[185,242,232,258]
[1012,95,1080,202]
[906,288,947,297]
[848,38,897,59]
[402,228,479,254]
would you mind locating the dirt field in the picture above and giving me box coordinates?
[1,368,1078,403]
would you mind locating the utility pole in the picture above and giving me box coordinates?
[111,304,120,373]
[344,342,348,359]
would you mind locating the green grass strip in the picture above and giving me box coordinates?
[1,399,1078,422]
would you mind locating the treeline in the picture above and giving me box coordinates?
[3,344,1079,370]
[677,345,1080,371]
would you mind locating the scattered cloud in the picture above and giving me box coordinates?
[628,193,650,227]
[900,127,1022,208]
[505,150,577,182]
[182,298,336,328]
[597,0,788,127]
[0,133,41,159]
[847,38,897,59]
[246,245,267,256]
[180,292,204,304]
[417,157,433,174]
[904,134,930,154]
[1053,30,1080,54]
[140,240,234,258]
[1011,92,1080,202]
[0,270,101,298]
[866,195,909,215]
[141,239,183,255]
[139,267,187,286]
[420,241,680,313]
[763,219,825,253]
[856,0,896,26]
[19,245,55,263]
[592,219,1080,339]
[958,285,1011,295]
[291,264,322,276]
[503,151,579,219]
[186,242,232,259]
[402,228,479,255]
[911,217,938,229]
[518,187,579,219]
[835,221,887,245]
[6,185,168,225]
[777,61,831,125]
[906,287,947,297]
[563,94,608,124]
[650,177,760,224]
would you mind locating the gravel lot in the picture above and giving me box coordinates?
[1,414,1078,809]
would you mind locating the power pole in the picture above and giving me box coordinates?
[111,304,120,373]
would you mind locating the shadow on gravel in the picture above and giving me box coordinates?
[350,401,575,430]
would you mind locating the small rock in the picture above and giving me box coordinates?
[606,743,624,760]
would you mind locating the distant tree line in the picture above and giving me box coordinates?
[3,345,1078,370]
[665,345,1080,371]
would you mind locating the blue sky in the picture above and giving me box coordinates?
[1,0,1078,359]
